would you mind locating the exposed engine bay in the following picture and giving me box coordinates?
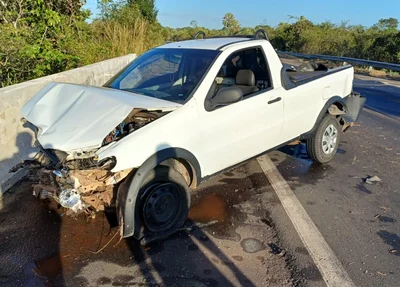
[103,109,167,145]
[12,108,169,216]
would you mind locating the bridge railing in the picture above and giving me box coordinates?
[0,54,136,196]
[278,51,400,72]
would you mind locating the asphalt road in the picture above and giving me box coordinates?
[353,75,400,121]
[0,74,399,287]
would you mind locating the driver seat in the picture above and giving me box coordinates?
[235,70,259,95]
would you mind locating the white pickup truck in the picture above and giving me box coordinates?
[19,30,365,243]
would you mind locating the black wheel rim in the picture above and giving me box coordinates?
[142,182,182,232]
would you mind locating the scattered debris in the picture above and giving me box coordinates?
[25,162,133,216]
[267,242,285,256]
[374,214,396,223]
[364,175,382,185]
[378,206,390,213]
[389,249,398,254]
[377,271,386,276]
[59,189,87,213]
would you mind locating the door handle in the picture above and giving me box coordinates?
[268,97,282,104]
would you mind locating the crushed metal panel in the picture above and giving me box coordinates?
[21,82,181,152]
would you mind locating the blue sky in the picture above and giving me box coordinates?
[83,0,400,28]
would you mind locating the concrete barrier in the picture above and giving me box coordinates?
[0,54,136,195]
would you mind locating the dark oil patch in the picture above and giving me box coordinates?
[189,194,228,224]
[300,266,323,281]
[306,201,316,206]
[113,275,135,284]
[271,158,279,162]
[33,255,62,279]
[294,247,308,255]
[267,243,283,255]
[261,218,273,227]
[188,166,269,240]
[232,255,243,262]
[97,277,112,285]
[275,144,335,188]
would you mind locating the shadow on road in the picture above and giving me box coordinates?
[0,131,65,286]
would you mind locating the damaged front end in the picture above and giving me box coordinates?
[16,148,133,217]
[14,82,181,216]
[14,108,171,216]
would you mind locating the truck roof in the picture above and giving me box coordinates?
[159,37,254,51]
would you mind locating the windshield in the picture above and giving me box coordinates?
[106,48,219,104]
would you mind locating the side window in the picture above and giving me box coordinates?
[206,47,272,110]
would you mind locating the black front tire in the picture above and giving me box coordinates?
[135,165,190,242]
[306,114,341,164]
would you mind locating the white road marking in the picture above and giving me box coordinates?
[257,155,356,287]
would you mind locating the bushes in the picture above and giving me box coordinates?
[0,2,399,87]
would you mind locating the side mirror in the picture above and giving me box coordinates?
[210,86,243,109]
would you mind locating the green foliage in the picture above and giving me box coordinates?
[222,13,240,33]
[127,0,157,23]
[1,2,399,88]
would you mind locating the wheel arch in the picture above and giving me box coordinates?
[117,147,201,238]
[300,96,347,140]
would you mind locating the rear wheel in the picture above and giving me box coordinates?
[136,165,190,243]
[306,114,341,163]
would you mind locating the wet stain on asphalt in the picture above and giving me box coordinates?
[377,231,400,256]
[294,247,309,255]
[97,276,112,285]
[1,162,292,287]
[232,255,243,262]
[240,238,266,253]
[275,143,335,188]
[299,266,323,281]
[189,194,228,224]
[33,255,62,279]
[267,243,284,255]
[188,167,270,241]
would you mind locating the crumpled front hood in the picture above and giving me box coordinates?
[22,82,181,152]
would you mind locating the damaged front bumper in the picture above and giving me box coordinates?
[12,148,132,216]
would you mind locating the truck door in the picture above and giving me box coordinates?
[197,46,284,176]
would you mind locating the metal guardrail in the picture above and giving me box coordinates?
[278,51,400,72]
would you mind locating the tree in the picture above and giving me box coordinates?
[373,18,399,31]
[128,0,158,23]
[190,20,197,28]
[222,13,240,33]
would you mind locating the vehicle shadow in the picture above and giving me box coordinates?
[0,131,65,286]
[119,143,256,286]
